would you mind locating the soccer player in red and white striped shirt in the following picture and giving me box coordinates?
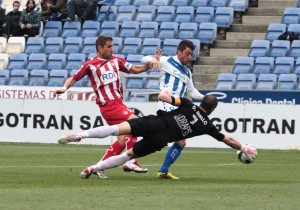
[54,36,159,178]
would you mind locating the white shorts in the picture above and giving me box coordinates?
[158,101,178,112]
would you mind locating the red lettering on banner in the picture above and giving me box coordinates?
[67,91,96,101]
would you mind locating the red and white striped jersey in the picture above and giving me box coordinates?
[73,56,133,105]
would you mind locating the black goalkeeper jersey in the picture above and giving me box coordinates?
[156,98,225,142]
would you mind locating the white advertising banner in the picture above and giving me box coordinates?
[0,97,299,150]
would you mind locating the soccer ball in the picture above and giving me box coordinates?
[237,144,258,164]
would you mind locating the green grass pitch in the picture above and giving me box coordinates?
[0,142,300,210]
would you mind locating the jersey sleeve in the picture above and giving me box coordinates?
[72,62,90,81]
[116,57,132,73]
[208,125,225,141]
[178,97,194,107]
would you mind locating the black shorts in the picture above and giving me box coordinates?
[127,115,171,157]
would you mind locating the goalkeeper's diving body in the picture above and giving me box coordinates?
[58,90,255,179]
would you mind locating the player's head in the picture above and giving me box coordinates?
[200,95,218,115]
[176,40,195,65]
[96,36,114,59]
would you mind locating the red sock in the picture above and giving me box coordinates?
[101,140,125,161]
[125,135,138,150]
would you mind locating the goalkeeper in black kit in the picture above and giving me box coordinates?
[58,90,255,179]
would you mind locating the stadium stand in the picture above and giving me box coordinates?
[281,7,300,26]
[248,40,270,58]
[112,36,123,54]
[80,21,101,38]
[44,37,64,55]
[6,37,26,55]
[174,6,194,24]
[135,5,156,22]
[213,7,234,28]
[197,22,217,44]
[114,0,132,6]
[158,22,179,40]
[7,53,27,70]
[42,21,62,37]
[255,73,277,90]
[47,70,68,86]
[190,0,210,7]
[265,23,286,43]
[253,57,275,75]
[232,56,254,74]
[140,38,161,55]
[152,0,172,6]
[215,73,236,90]
[63,37,83,55]
[277,73,297,90]
[132,0,152,6]
[194,7,214,24]
[8,69,29,86]
[162,38,181,56]
[289,40,300,58]
[82,37,97,55]
[126,54,144,65]
[27,53,47,71]
[121,37,142,55]
[228,0,248,12]
[138,21,159,39]
[27,69,49,86]
[269,40,290,58]
[177,22,198,39]
[0,53,9,69]
[97,5,117,22]
[116,5,136,22]
[210,0,229,9]
[235,73,256,90]
[69,70,88,87]
[61,21,81,38]
[46,53,67,70]
[0,69,10,85]
[25,37,45,54]
[154,6,176,24]
[273,57,294,75]
[0,37,7,53]
[119,21,140,39]
[99,21,119,37]
[65,53,86,73]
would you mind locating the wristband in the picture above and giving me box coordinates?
[240,144,246,152]
[171,96,175,105]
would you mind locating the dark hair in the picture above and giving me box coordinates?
[177,40,195,52]
[26,0,36,9]
[13,1,20,6]
[96,36,113,52]
[200,95,218,115]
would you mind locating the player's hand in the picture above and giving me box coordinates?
[53,87,67,97]
[151,57,160,71]
[240,144,254,161]
[161,88,172,96]
[154,48,162,60]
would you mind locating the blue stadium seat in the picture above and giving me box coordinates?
[135,5,156,22]
[63,37,83,55]
[162,39,181,56]
[273,57,294,75]
[127,54,144,65]
[213,7,234,28]
[215,73,236,90]
[152,0,171,6]
[174,6,194,24]
[0,69,10,85]
[46,53,67,70]
[116,5,136,22]
[294,57,300,77]
[158,22,179,40]
[27,53,47,71]
[42,21,62,37]
[7,53,27,70]
[255,73,277,90]
[128,93,149,102]
[47,70,68,86]
[269,40,290,58]
[65,53,86,72]
[119,21,140,39]
[140,38,161,55]
[172,0,190,7]
[113,54,126,59]
[281,7,300,26]
[25,37,45,54]
[69,69,88,87]
[82,37,97,55]
[138,21,159,39]
[145,78,160,89]
[253,57,274,75]
[132,0,151,6]
[61,21,81,38]
[287,24,300,35]
[235,73,256,90]
[232,56,254,74]
[188,39,201,61]
[27,69,49,86]
[190,0,210,7]
[277,73,297,90]
[194,7,214,24]
[97,5,117,22]
[112,36,123,54]
[248,40,270,58]
[126,78,145,89]
[44,37,64,55]
[197,22,217,44]
[99,21,119,37]
[121,38,142,55]
[289,40,300,58]
[80,21,100,38]
[87,53,96,60]
[210,0,229,9]
[297,82,300,90]
[154,6,176,24]
[228,0,248,12]
[177,22,198,39]
[114,0,132,6]
[265,23,287,43]
[8,69,29,86]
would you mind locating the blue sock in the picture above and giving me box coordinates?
[159,143,183,173]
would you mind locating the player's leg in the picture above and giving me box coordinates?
[157,139,186,180]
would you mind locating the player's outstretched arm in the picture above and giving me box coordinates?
[53,76,76,97]
[223,136,254,161]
